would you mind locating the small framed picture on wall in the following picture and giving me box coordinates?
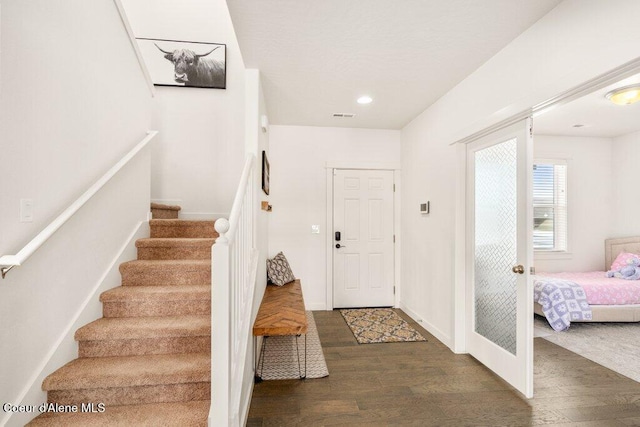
[262,151,270,195]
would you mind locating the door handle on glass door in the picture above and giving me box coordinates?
[512,265,525,274]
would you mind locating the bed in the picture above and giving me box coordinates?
[534,236,640,330]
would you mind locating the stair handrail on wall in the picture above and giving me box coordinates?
[0,131,158,279]
[211,154,258,426]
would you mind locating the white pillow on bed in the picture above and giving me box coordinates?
[610,252,640,271]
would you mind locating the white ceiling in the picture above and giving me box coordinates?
[535,72,640,138]
[227,0,562,130]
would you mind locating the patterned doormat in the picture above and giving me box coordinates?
[340,308,427,344]
[257,311,329,380]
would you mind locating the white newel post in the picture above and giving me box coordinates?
[211,218,231,426]
[208,155,256,427]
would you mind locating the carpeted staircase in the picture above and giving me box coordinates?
[28,206,217,426]
[150,202,181,220]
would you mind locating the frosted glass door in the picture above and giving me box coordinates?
[474,138,518,354]
[466,118,533,398]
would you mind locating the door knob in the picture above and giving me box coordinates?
[512,265,525,274]
[335,244,346,249]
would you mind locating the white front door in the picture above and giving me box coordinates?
[466,118,534,398]
[333,169,394,308]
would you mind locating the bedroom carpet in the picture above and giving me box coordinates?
[535,315,640,382]
[340,308,427,344]
[257,311,329,380]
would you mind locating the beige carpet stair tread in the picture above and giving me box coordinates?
[100,285,211,302]
[75,315,210,340]
[120,260,211,286]
[150,202,182,212]
[150,204,181,220]
[120,259,211,270]
[27,400,209,426]
[42,353,210,390]
[150,219,215,225]
[136,238,214,260]
[119,259,210,274]
[100,285,211,317]
[149,220,218,238]
[136,238,215,248]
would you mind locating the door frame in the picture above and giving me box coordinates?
[452,56,640,353]
[325,161,401,310]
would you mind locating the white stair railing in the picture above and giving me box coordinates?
[0,130,158,278]
[210,154,257,426]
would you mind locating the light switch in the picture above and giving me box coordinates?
[311,225,320,234]
[20,199,34,222]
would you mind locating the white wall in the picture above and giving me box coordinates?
[268,125,401,310]
[0,0,152,256]
[401,123,457,344]
[533,135,613,272]
[0,2,152,423]
[120,0,246,215]
[611,130,640,238]
[401,0,640,349]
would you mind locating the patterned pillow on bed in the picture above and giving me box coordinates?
[610,252,640,271]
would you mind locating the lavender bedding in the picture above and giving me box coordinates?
[534,277,592,331]
[535,271,640,330]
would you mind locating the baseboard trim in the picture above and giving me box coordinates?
[399,302,452,350]
[9,221,148,427]
[306,302,327,311]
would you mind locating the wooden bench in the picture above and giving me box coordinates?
[253,280,308,381]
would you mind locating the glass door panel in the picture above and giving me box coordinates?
[474,138,518,355]
[466,118,533,398]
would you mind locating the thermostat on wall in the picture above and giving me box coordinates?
[420,202,430,214]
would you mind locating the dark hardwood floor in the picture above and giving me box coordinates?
[247,309,640,426]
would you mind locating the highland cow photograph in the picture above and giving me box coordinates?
[136,38,226,89]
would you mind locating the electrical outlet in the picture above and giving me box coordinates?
[20,199,34,222]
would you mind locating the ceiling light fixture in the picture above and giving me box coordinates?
[357,96,373,105]
[605,84,640,105]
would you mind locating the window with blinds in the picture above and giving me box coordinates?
[533,161,567,251]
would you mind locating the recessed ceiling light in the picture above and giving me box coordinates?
[572,124,585,128]
[605,85,640,105]
[357,96,372,105]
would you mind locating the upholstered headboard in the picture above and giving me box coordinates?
[605,236,640,270]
